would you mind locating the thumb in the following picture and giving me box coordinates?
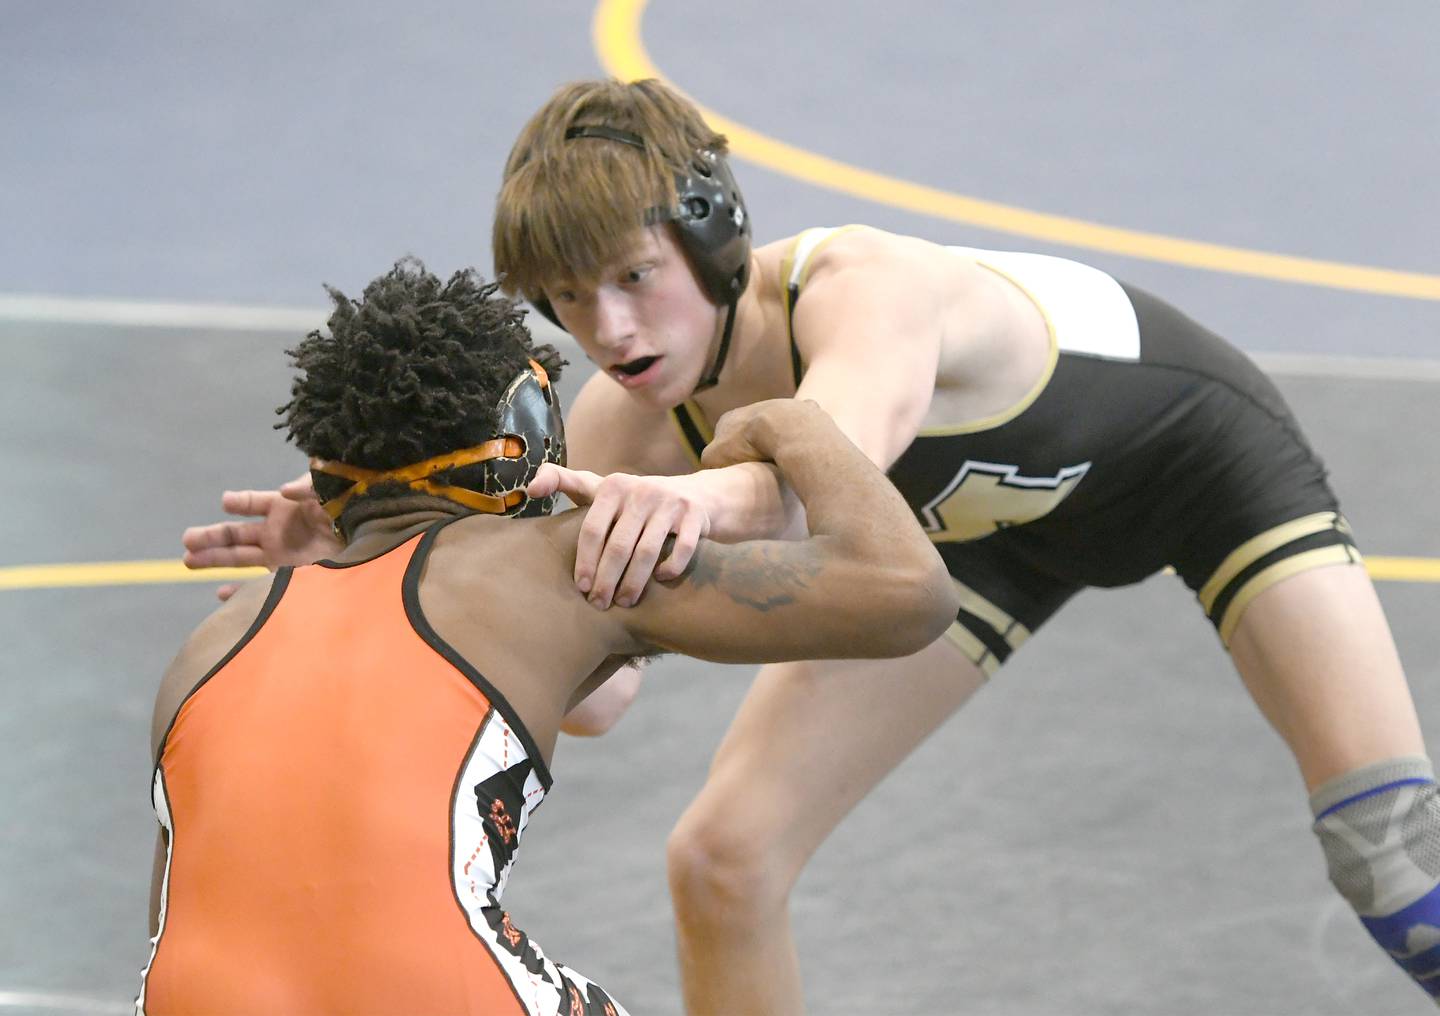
[280,472,317,502]
[529,464,602,506]
[527,462,562,499]
[699,432,761,470]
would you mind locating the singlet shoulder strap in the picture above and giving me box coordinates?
[778,225,866,390]
[668,398,713,467]
[401,515,555,790]
[666,225,863,460]
[152,567,294,770]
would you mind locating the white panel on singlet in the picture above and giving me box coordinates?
[788,228,842,288]
[451,713,560,1016]
[949,246,1141,361]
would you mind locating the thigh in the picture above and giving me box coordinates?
[685,533,1081,878]
[1228,562,1425,791]
[694,633,985,885]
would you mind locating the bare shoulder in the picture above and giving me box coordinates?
[566,371,694,476]
[757,225,956,280]
[811,226,963,287]
[427,512,637,655]
[768,225,972,354]
[430,512,575,587]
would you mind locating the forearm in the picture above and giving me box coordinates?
[560,661,644,736]
[764,412,902,544]
[688,461,805,543]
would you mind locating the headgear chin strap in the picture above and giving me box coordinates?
[310,359,567,529]
[533,125,751,395]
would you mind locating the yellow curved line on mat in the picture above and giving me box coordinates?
[593,0,1440,301]
[0,560,267,591]
[0,556,1435,592]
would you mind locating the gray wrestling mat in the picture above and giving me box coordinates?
[3,2,1437,1013]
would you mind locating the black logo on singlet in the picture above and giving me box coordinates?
[482,899,549,975]
[474,759,534,877]
[559,974,623,1016]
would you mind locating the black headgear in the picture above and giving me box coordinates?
[310,360,567,529]
[531,125,751,392]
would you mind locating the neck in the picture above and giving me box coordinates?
[691,256,786,412]
[339,509,459,561]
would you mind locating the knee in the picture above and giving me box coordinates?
[666,799,794,925]
[1312,756,1440,1000]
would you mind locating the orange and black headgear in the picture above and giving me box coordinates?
[278,259,567,537]
[308,358,566,522]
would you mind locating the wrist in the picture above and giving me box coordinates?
[745,400,827,459]
[688,461,792,541]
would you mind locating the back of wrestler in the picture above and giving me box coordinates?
[143,526,563,1014]
[139,260,957,1015]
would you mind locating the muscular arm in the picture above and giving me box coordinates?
[595,229,946,547]
[565,369,803,542]
[789,239,946,468]
[602,401,957,663]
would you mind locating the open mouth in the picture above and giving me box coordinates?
[614,355,658,377]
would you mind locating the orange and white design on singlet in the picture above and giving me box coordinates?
[137,522,628,1016]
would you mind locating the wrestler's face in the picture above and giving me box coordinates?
[542,226,720,410]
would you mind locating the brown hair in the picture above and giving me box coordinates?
[492,78,727,301]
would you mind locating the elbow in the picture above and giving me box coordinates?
[865,555,958,657]
[560,662,644,737]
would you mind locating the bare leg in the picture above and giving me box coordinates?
[1229,562,1440,1001]
[1226,562,1425,792]
[667,634,986,1015]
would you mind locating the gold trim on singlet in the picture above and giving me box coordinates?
[952,577,1032,650]
[942,576,1031,676]
[670,226,866,465]
[1197,511,1354,613]
[780,226,866,302]
[944,622,1001,677]
[915,260,1060,437]
[1216,544,1361,645]
[674,231,1066,457]
[780,225,869,387]
[668,398,713,468]
[1194,510,1362,645]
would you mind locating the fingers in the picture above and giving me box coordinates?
[573,490,617,597]
[279,473,317,501]
[698,430,760,470]
[653,509,708,582]
[530,464,603,506]
[216,582,240,602]
[181,520,246,554]
[181,521,267,568]
[572,475,707,607]
[580,498,650,609]
[183,544,270,569]
[219,489,281,517]
[613,510,682,607]
[526,463,561,499]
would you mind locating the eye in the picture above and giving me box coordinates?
[551,289,577,304]
[621,262,653,285]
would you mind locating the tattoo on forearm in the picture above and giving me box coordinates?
[685,543,824,611]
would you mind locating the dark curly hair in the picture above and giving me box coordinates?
[278,258,564,533]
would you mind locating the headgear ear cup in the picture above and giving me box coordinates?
[478,360,567,516]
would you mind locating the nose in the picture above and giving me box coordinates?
[590,289,635,355]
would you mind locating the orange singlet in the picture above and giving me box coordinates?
[138,524,627,1016]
